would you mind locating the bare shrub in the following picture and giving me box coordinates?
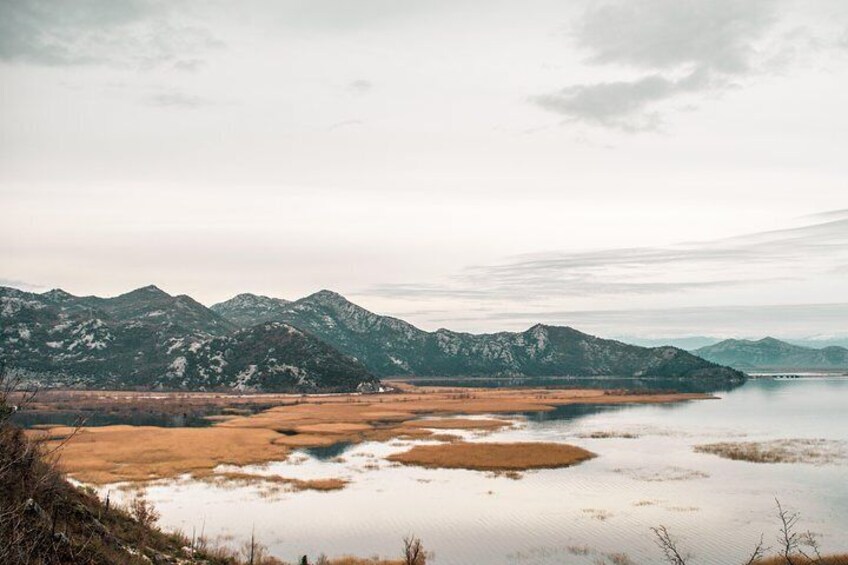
[403,535,429,565]
[129,492,160,529]
[651,525,689,565]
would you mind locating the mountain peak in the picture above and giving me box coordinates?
[130,284,169,297]
[758,336,783,344]
[304,289,350,303]
[232,292,262,300]
[41,288,75,301]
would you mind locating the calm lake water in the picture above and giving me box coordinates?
[105,377,848,564]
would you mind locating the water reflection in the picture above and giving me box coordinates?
[304,441,355,460]
[403,375,744,394]
[523,403,636,423]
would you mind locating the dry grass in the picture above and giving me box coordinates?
[206,472,348,492]
[386,441,595,471]
[428,433,462,442]
[401,418,512,430]
[581,508,613,521]
[37,384,705,485]
[695,438,847,465]
[604,553,635,565]
[30,425,290,484]
[613,466,709,482]
[323,558,404,565]
[579,430,640,439]
[753,556,848,565]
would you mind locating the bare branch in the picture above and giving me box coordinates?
[742,533,767,565]
[776,498,800,565]
[651,526,688,565]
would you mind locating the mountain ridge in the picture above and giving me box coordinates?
[1,284,746,390]
[211,290,745,383]
[694,337,848,370]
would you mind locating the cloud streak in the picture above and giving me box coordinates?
[366,210,848,303]
[145,91,213,109]
[426,302,848,341]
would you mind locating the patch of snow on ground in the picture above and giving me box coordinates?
[168,356,188,377]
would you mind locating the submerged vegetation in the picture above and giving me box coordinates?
[694,439,847,465]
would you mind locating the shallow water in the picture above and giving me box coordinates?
[107,378,848,564]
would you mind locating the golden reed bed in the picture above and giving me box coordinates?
[32,384,710,484]
[387,442,596,471]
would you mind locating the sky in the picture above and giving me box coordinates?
[1,0,847,341]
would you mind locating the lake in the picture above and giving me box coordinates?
[102,377,848,564]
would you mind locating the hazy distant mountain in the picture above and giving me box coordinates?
[784,336,848,349]
[614,336,723,350]
[0,286,375,392]
[210,293,292,327]
[694,337,848,370]
[214,290,745,383]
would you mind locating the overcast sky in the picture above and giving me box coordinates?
[1,0,847,340]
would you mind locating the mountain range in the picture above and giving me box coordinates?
[0,285,374,392]
[1,284,745,392]
[694,337,848,371]
[211,291,745,383]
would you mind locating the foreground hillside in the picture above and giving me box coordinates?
[213,290,746,384]
[0,376,408,565]
[695,337,848,370]
[0,286,376,392]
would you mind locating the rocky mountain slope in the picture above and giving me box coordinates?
[0,286,375,392]
[694,337,848,370]
[164,322,376,392]
[212,290,745,383]
[210,292,291,327]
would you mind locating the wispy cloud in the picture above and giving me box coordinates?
[348,79,373,94]
[428,302,848,341]
[366,210,848,302]
[145,91,212,109]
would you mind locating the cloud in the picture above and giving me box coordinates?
[366,210,848,302]
[173,58,205,72]
[533,0,783,130]
[429,302,848,341]
[0,277,45,291]
[145,91,212,109]
[531,69,715,131]
[348,79,373,94]
[327,119,365,131]
[0,0,222,69]
[574,0,776,73]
